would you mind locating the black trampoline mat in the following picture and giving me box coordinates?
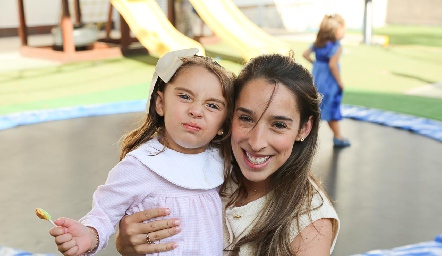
[1,112,441,255]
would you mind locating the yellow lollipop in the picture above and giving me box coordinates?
[35,208,57,226]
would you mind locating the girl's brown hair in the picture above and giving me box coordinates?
[119,56,235,174]
[314,14,345,48]
[222,53,335,255]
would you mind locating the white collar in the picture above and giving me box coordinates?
[128,137,224,189]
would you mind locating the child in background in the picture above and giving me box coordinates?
[48,48,235,255]
[303,14,350,148]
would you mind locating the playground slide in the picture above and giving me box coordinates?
[189,0,292,61]
[110,0,205,57]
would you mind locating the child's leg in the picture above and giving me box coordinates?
[328,120,342,139]
[328,120,351,147]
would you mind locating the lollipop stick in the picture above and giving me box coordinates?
[49,219,57,227]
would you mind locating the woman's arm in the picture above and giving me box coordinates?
[116,208,181,256]
[329,46,343,90]
[303,48,314,64]
[291,218,334,256]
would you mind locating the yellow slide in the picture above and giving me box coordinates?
[189,0,292,61]
[110,0,205,58]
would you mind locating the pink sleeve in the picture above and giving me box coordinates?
[80,156,155,254]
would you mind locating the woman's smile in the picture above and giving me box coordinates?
[243,150,271,168]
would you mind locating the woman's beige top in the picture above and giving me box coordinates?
[223,180,340,255]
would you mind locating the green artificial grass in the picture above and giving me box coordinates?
[374,25,442,47]
[0,25,441,121]
[0,56,156,115]
[344,91,442,121]
[284,41,442,94]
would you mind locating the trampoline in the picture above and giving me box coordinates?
[0,103,441,256]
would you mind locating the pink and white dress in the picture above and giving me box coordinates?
[80,137,224,255]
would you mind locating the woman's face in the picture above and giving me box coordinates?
[231,78,311,186]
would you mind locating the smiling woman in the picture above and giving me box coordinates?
[222,53,339,256]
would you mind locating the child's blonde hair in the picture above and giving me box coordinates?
[314,14,345,48]
[120,52,235,169]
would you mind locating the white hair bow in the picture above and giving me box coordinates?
[146,48,200,111]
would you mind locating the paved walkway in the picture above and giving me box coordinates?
[0,35,61,72]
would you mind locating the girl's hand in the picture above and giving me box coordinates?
[338,82,344,91]
[116,208,181,256]
[49,217,93,256]
[302,48,314,64]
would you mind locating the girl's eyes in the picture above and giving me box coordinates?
[178,94,190,100]
[178,94,221,110]
[206,103,220,110]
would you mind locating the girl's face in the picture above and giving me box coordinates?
[231,78,312,187]
[155,66,227,154]
[336,24,346,40]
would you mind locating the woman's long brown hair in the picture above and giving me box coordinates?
[221,53,334,255]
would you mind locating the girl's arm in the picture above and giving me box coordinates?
[290,218,334,256]
[329,46,344,90]
[116,208,181,255]
[303,48,314,64]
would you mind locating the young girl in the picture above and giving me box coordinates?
[48,48,235,256]
[303,14,350,148]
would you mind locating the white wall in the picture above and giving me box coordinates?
[234,0,387,31]
[0,0,387,32]
[0,0,59,27]
[0,0,111,28]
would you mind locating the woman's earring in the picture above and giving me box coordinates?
[300,137,304,142]
[217,130,224,136]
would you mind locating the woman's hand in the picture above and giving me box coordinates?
[116,208,181,256]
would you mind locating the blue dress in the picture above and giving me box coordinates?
[311,41,342,121]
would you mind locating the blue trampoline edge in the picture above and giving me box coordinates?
[0,245,55,256]
[351,234,442,256]
[1,102,441,142]
[0,100,147,131]
[341,105,442,142]
[1,234,441,256]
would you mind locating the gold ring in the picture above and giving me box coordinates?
[146,233,154,244]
